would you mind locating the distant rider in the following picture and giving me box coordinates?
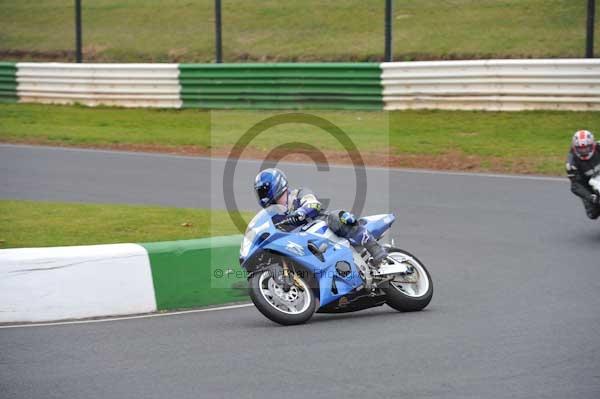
[566,130,600,219]
[253,168,388,266]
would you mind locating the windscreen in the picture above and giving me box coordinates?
[241,205,287,258]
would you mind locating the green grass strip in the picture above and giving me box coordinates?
[0,200,250,249]
[2,103,598,175]
[0,1,597,62]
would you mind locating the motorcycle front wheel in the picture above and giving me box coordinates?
[383,248,433,312]
[249,269,316,325]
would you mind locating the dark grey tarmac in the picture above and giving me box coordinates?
[1,144,599,399]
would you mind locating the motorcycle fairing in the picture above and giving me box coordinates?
[360,214,396,240]
[255,228,364,307]
[240,206,396,308]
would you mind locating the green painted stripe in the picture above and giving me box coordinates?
[180,71,381,79]
[0,62,17,103]
[142,235,247,311]
[179,63,383,110]
[181,94,382,102]
[179,63,381,69]
[181,101,382,110]
[181,79,381,86]
[181,86,382,95]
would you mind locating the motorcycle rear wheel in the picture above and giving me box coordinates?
[249,269,316,325]
[383,248,433,312]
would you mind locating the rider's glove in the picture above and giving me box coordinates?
[590,193,600,205]
[288,209,307,225]
[339,211,357,226]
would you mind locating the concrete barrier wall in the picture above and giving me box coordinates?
[0,244,156,322]
[0,236,246,323]
[141,235,247,311]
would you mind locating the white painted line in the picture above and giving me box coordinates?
[374,167,565,182]
[0,303,254,329]
[0,143,565,182]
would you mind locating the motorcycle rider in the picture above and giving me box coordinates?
[253,168,388,266]
[566,130,600,219]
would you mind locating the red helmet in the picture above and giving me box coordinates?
[572,130,596,160]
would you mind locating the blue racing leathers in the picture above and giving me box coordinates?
[285,187,322,223]
[285,188,387,266]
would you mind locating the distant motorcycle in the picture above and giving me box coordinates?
[239,205,433,325]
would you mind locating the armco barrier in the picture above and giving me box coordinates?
[179,63,383,110]
[0,62,17,103]
[16,63,181,108]
[381,59,600,111]
[0,235,246,323]
[6,60,600,111]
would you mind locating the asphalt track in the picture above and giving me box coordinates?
[1,144,600,399]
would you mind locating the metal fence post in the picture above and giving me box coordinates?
[587,0,596,58]
[75,0,83,62]
[215,0,223,63]
[385,0,392,62]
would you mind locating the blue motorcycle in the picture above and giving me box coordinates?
[240,205,433,325]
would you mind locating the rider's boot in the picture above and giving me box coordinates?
[363,235,388,268]
[328,210,388,268]
[583,198,600,219]
[348,226,388,268]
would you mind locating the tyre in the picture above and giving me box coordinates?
[382,248,433,312]
[249,268,316,325]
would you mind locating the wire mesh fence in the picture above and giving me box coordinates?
[0,0,598,63]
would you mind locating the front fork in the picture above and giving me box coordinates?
[274,258,304,292]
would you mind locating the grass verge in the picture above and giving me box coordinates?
[0,0,598,62]
[1,103,596,175]
[0,200,250,249]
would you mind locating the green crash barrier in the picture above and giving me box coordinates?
[142,235,248,311]
[179,63,383,110]
[0,62,17,103]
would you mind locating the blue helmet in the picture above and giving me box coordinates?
[254,168,288,208]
